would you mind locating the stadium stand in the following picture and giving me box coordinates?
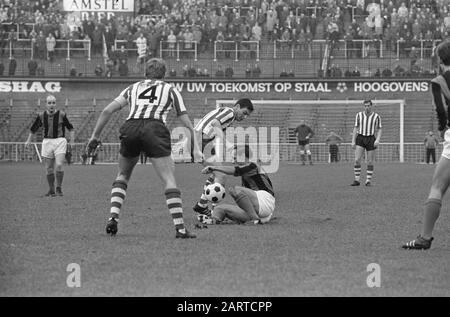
[0,0,445,78]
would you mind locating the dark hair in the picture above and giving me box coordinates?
[145,58,166,79]
[236,98,254,111]
[364,99,372,106]
[437,40,450,66]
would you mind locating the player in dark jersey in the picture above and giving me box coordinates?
[403,40,450,250]
[87,58,203,239]
[192,99,254,216]
[199,145,275,224]
[25,95,75,197]
[294,120,314,165]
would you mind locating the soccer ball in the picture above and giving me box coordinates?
[204,183,226,203]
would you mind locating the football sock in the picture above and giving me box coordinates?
[354,164,361,181]
[47,173,55,191]
[234,192,259,220]
[56,171,64,188]
[165,188,186,233]
[421,198,441,239]
[110,180,127,219]
[366,165,373,183]
[307,154,312,162]
[198,175,215,208]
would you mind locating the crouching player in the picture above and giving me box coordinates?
[192,99,254,216]
[200,145,275,224]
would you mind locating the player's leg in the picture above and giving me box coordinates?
[212,204,252,223]
[305,143,313,165]
[351,145,365,186]
[422,156,450,238]
[194,139,219,214]
[110,154,139,220]
[432,148,436,164]
[299,144,306,165]
[54,153,66,195]
[44,157,56,196]
[150,156,195,238]
[365,149,375,186]
[53,138,69,195]
[426,148,431,164]
[403,156,450,249]
[229,186,260,221]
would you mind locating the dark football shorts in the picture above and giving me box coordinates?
[355,134,376,151]
[119,119,171,158]
[298,139,310,146]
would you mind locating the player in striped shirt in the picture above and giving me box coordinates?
[192,99,254,215]
[403,40,450,250]
[199,145,275,225]
[87,58,203,239]
[25,95,75,197]
[350,100,382,186]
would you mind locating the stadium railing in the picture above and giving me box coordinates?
[0,142,441,164]
[3,38,91,61]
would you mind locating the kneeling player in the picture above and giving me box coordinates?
[200,145,275,224]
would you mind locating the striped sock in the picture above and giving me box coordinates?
[198,175,215,208]
[110,180,127,219]
[366,165,374,183]
[354,164,361,181]
[165,188,185,233]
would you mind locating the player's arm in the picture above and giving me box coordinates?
[307,126,314,139]
[374,116,382,146]
[352,113,359,148]
[63,114,75,146]
[351,126,358,148]
[90,98,126,140]
[202,163,257,176]
[431,81,448,135]
[202,165,236,175]
[25,114,41,148]
[210,118,229,154]
[178,113,203,162]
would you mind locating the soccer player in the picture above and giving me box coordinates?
[200,145,275,224]
[294,120,314,165]
[192,99,254,215]
[350,100,382,186]
[87,58,203,239]
[25,95,75,197]
[403,40,450,250]
[325,131,343,163]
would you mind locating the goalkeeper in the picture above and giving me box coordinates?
[199,145,275,225]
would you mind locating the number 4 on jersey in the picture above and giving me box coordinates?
[138,86,158,103]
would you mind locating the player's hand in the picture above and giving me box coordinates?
[351,142,356,149]
[86,138,101,156]
[24,141,31,149]
[201,166,213,174]
[374,140,380,148]
[193,149,204,163]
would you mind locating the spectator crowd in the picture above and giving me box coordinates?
[0,0,449,77]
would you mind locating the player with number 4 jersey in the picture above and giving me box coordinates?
[87,58,203,239]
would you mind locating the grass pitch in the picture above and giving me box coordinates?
[0,162,449,296]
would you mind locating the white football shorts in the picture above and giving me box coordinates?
[41,137,67,159]
[255,190,275,223]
